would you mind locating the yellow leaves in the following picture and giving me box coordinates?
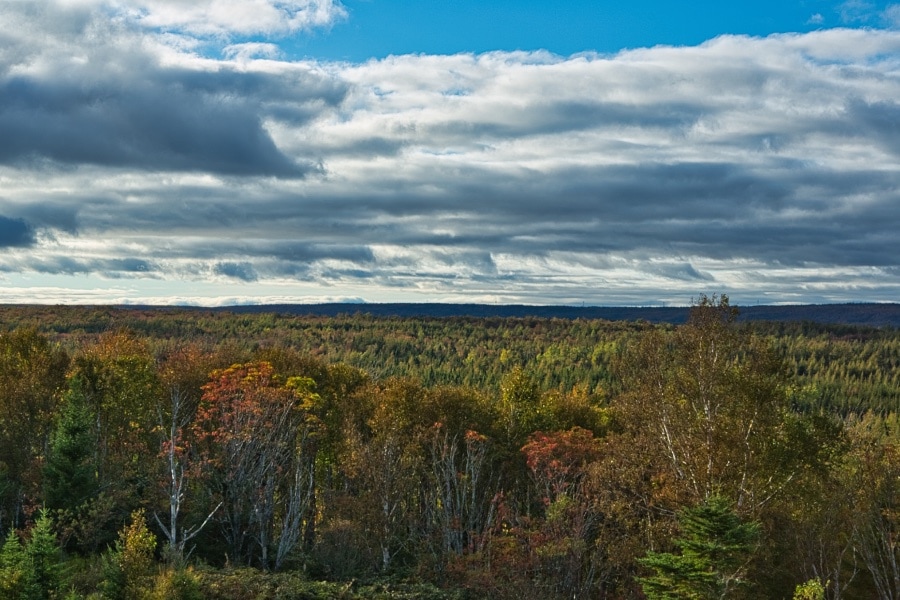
[116,509,158,592]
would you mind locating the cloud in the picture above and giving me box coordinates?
[223,43,282,61]
[885,4,900,26]
[838,0,878,24]
[214,261,258,282]
[2,255,154,275]
[0,216,35,247]
[121,0,347,38]
[0,1,346,176]
[2,18,900,304]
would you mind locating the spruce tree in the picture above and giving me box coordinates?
[43,380,98,512]
[23,511,60,600]
[0,529,26,599]
[638,496,760,599]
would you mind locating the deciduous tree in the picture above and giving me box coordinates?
[192,361,315,569]
[0,329,68,529]
[614,295,796,514]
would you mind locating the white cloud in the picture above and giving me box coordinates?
[222,42,282,60]
[113,0,347,37]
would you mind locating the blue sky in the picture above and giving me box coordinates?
[287,1,852,61]
[0,0,899,306]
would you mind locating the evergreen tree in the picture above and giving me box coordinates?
[101,509,158,600]
[43,379,98,512]
[23,510,60,600]
[638,496,760,599]
[0,529,26,599]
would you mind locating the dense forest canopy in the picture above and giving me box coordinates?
[0,297,897,599]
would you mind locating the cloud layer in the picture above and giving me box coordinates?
[1,1,900,305]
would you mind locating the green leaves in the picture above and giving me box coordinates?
[43,380,98,513]
[638,496,760,600]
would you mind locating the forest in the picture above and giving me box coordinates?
[0,296,897,599]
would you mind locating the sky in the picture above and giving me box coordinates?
[1,1,900,307]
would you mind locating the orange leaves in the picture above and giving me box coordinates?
[521,427,601,503]
[194,362,296,444]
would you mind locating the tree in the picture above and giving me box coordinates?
[783,414,857,600]
[340,379,425,573]
[520,427,606,599]
[102,509,158,600]
[23,510,61,600]
[427,425,497,558]
[153,344,219,563]
[0,529,26,599]
[43,380,98,514]
[614,295,796,513]
[638,496,760,599]
[499,366,542,448]
[68,331,160,521]
[794,579,826,600]
[0,329,68,529]
[192,361,315,569]
[847,435,900,600]
[522,426,602,506]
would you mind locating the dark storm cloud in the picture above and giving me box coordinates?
[0,216,35,247]
[0,68,343,176]
[214,262,258,282]
[0,1,348,178]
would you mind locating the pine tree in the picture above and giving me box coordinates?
[0,529,26,599]
[23,510,61,600]
[638,496,760,599]
[43,380,98,512]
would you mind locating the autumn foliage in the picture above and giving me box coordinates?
[0,299,895,598]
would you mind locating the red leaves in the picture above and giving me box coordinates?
[521,427,601,502]
[193,362,297,449]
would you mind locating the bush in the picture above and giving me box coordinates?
[793,579,826,600]
[148,568,203,600]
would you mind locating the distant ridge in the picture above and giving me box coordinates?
[197,302,900,327]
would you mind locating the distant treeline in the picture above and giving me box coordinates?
[158,301,900,326]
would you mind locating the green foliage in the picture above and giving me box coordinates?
[0,328,68,527]
[614,295,803,513]
[44,380,99,513]
[146,567,203,600]
[0,529,27,599]
[102,509,158,600]
[793,578,826,600]
[193,566,462,600]
[24,510,62,600]
[0,305,895,597]
[638,496,760,599]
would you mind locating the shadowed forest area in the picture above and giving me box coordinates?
[0,296,897,599]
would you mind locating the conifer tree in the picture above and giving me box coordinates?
[638,496,760,599]
[0,529,26,599]
[43,379,98,512]
[23,510,60,600]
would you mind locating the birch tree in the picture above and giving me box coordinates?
[615,295,796,514]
